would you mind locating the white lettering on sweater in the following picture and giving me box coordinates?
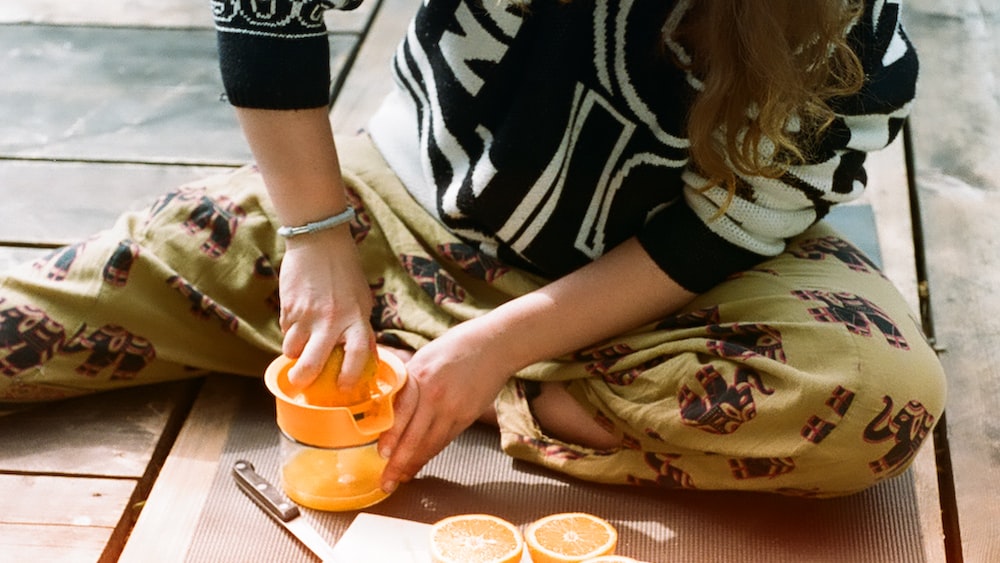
[439,1,522,95]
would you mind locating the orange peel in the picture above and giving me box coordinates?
[296,345,379,407]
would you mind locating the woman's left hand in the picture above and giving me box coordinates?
[377,319,511,493]
[374,237,697,492]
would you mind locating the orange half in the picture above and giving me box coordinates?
[525,512,618,563]
[429,514,524,563]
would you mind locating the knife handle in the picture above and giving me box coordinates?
[233,459,301,523]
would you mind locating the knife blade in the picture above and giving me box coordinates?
[232,459,341,562]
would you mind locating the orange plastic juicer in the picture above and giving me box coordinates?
[263,345,407,511]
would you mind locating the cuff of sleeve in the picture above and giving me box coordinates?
[637,202,767,293]
[217,33,332,110]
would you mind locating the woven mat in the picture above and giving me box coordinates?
[185,378,926,563]
[186,206,927,562]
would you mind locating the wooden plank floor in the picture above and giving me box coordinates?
[904,1,1000,561]
[0,1,378,561]
[2,0,996,561]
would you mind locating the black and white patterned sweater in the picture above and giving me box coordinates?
[215,0,918,292]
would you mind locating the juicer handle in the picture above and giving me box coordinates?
[232,459,300,523]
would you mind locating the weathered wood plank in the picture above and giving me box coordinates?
[0,381,196,478]
[117,375,247,563]
[0,25,246,164]
[0,474,135,528]
[0,524,113,563]
[0,160,227,247]
[330,0,417,133]
[0,25,354,165]
[917,178,1000,562]
[0,474,136,562]
[905,2,1000,561]
[907,0,1000,184]
[912,176,1000,562]
[325,0,381,35]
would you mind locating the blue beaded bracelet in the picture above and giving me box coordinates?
[276,207,356,238]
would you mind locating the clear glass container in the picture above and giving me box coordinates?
[279,434,390,511]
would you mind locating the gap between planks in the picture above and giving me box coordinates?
[117,375,246,563]
[859,133,947,563]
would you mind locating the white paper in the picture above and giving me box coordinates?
[328,513,433,562]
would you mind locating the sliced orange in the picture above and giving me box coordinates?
[429,514,524,563]
[296,345,378,407]
[525,512,618,563]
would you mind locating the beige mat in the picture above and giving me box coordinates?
[184,376,926,563]
[185,206,930,562]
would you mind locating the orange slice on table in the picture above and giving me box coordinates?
[429,514,524,563]
[525,512,619,563]
[295,345,378,407]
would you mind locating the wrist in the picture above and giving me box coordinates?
[462,305,545,374]
[277,206,356,239]
[281,220,356,251]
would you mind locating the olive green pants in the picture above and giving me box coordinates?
[0,135,946,496]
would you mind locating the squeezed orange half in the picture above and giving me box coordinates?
[294,345,379,408]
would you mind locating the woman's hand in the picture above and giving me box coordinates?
[278,226,375,389]
[377,318,512,493]
[232,106,375,389]
[374,238,697,491]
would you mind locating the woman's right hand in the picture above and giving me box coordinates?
[230,106,374,390]
[277,224,375,391]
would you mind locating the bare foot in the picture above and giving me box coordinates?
[379,345,414,363]
[529,382,620,450]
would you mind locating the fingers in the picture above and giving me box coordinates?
[378,378,475,494]
[284,325,337,388]
[378,378,420,492]
[385,417,469,492]
[276,244,377,392]
[282,323,376,389]
[281,319,308,359]
[337,328,377,391]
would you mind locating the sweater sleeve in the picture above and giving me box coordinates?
[638,0,918,293]
[213,0,364,109]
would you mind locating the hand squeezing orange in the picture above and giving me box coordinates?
[265,345,407,512]
[295,345,379,407]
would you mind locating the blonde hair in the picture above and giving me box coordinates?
[676,1,866,203]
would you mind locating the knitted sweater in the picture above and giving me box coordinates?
[215,0,918,292]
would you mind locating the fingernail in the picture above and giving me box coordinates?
[382,480,397,494]
[379,446,392,459]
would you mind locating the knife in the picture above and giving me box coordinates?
[232,459,341,562]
